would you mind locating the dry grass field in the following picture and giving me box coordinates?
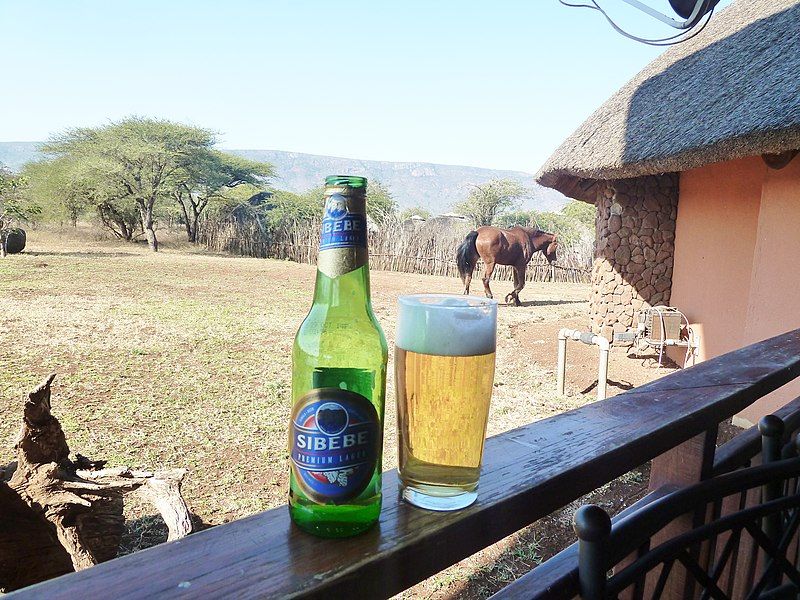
[0,226,674,597]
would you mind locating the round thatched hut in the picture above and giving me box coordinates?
[537,0,800,424]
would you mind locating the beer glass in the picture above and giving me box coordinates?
[395,294,497,510]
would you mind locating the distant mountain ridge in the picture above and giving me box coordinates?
[0,142,568,213]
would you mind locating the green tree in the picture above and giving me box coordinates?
[262,182,397,227]
[454,179,527,227]
[366,181,397,224]
[562,200,597,229]
[172,150,274,242]
[495,209,537,228]
[0,165,37,229]
[43,117,216,252]
[23,158,88,227]
[23,156,140,239]
[399,206,432,221]
[263,188,321,226]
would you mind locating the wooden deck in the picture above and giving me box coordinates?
[10,329,800,599]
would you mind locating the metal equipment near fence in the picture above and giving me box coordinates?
[559,307,698,402]
[623,306,698,367]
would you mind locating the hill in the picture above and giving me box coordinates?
[0,142,568,213]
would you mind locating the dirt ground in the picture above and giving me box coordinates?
[0,226,679,597]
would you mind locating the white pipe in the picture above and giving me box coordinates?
[597,342,610,401]
[557,328,611,401]
[557,329,568,396]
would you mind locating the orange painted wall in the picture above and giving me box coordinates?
[739,158,800,423]
[669,157,765,362]
[669,156,800,426]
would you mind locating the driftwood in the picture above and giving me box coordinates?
[0,374,193,592]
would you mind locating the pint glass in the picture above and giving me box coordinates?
[395,294,497,510]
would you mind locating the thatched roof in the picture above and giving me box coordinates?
[537,0,800,201]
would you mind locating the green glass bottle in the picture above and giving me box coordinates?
[289,175,388,538]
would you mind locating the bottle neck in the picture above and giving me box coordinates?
[312,261,372,308]
[315,180,370,308]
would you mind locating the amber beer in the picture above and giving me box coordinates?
[395,294,497,510]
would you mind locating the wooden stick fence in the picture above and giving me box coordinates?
[198,218,591,284]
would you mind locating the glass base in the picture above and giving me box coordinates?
[401,485,477,511]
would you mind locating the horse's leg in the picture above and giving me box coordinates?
[505,266,520,305]
[511,263,527,306]
[463,269,472,295]
[482,261,495,299]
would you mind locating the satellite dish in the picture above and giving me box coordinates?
[668,0,719,20]
[669,0,699,19]
[560,0,720,44]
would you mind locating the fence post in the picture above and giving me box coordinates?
[759,415,785,591]
[574,505,612,600]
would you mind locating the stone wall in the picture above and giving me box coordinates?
[590,174,679,340]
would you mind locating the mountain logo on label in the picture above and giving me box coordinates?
[325,194,348,220]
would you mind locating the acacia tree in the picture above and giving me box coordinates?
[23,156,140,239]
[24,158,90,228]
[260,188,320,227]
[43,117,216,252]
[263,181,397,227]
[366,181,397,225]
[173,150,274,242]
[454,179,527,227]
[399,206,432,221]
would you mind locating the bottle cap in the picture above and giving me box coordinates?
[325,175,367,188]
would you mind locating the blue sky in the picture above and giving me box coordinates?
[0,1,730,172]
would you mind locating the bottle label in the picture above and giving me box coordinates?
[320,193,367,250]
[289,388,379,504]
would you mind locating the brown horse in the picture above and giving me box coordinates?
[456,226,558,306]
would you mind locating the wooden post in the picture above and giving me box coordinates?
[645,427,719,599]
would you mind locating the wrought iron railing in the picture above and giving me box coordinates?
[9,329,800,599]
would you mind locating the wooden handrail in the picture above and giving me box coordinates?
[10,329,800,599]
[712,395,800,476]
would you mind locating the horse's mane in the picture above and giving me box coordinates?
[516,226,555,239]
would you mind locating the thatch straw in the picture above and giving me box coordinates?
[537,0,800,201]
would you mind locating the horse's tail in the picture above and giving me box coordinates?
[456,231,479,282]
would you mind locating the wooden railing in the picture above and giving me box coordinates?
[491,396,800,600]
[9,330,800,599]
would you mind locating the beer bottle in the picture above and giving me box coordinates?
[289,175,388,537]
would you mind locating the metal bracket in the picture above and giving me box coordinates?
[620,0,717,30]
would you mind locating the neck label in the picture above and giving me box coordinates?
[320,193,367,250]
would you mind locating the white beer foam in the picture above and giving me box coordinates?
[396,294,497,356]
